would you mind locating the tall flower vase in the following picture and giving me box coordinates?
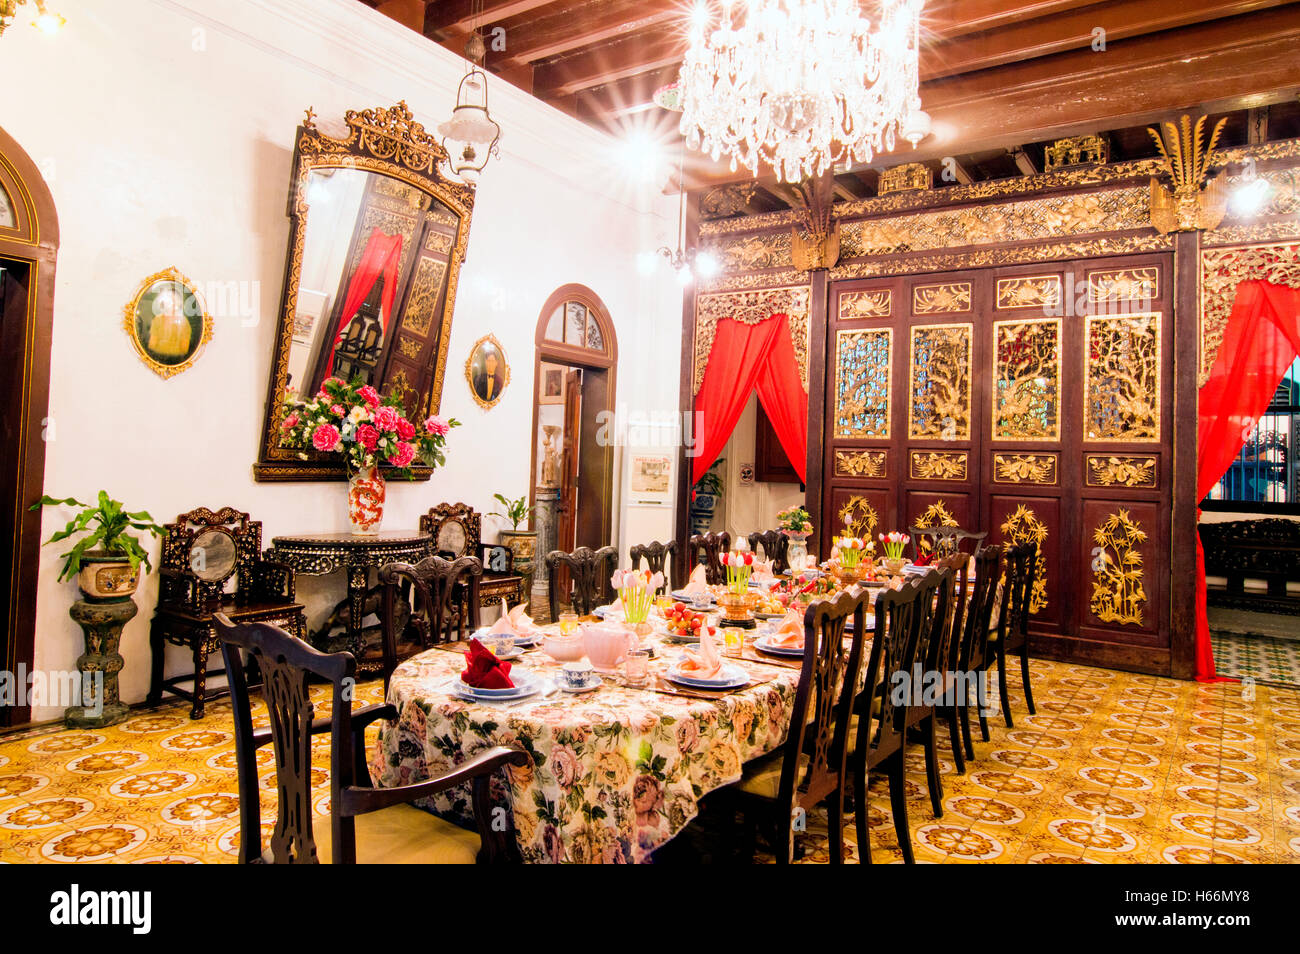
[348,465,386,535]
[784,530,811,571]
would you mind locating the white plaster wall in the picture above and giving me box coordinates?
[1,0,683,719]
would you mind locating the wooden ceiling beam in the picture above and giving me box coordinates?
[499,0,679,65]
[423,0,561,39]
[532,25,685,98]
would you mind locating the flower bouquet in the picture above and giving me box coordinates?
[776,506,812,534]
[878,531,911,576]
[611,568,662,627]
[280,377,460,533]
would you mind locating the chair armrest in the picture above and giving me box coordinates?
[250,703,395,749]
[250,559,296,602]
[337,745,527,817]
[157,567,197,608]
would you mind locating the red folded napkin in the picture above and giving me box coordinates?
[913,552,933,567]
[461,638,515,689]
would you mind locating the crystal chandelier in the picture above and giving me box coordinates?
[0,0,65,36]
[679,0,929,183]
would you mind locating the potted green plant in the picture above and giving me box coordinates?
[30,491,167,599]
[491,492,537,582]
[689,458,725,535]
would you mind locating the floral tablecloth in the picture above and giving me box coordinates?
[370,638,801,863]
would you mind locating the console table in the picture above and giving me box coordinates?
[267,531,433,661]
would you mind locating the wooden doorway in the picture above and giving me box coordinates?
[530,285,618,553]
[0,126,59,727]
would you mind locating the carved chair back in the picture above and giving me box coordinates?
[420,502,482,559]
[997,541,1038,652]
[772,588,870,818]
[959,545,1004,675]
[934,553,971,674]
[909,524,987,562]
[689,531,731,585]
[158,507,266,610]
[380,555,482,689]
[747,530,790,575]
[858,575,932,760]
[216,615,356,864]
[629,540,680,590]
[546,546,618,616]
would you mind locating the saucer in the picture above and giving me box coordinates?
[557,675,602,693]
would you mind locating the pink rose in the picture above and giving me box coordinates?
[387,441,417,468]
[311,423,340,452]
[423,415,450,436]
[632,775,664,827]
[281,412,299,430]
[372,405,400,432]
[330,404,345,417]
[357,385,381,409]
[549,744,580,788]
[395,417,416,441]
[356,424,379,451]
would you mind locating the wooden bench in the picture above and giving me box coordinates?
[1198,518,1300,616]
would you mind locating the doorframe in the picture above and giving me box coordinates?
[0,125,60,727]
[528,284,618,547]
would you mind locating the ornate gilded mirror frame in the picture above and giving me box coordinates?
[253,102,476,481]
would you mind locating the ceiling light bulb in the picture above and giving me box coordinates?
[694,250,720,278]
[675,264,694,286]
[902,109,931,147]
[1229,177,1272,217]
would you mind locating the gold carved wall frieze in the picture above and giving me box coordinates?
[693,286,811,394]
[838,289,891,319]
[834,449,888,478]
[707,231,792,272]
[1199,242,1300,385]
[1086,455,1158,488]
[878,162,933,195]
[910,451,968,481]
[838,496,880,539]
[993,453,1059,485]
[1044,135,1109,170]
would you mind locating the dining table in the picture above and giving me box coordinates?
[370,622,811,864]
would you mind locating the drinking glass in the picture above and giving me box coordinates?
[624,650,650,687]
[722,627,745,658]
[558,612,579,637]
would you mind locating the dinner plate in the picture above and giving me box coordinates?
[451,671,536,700]
[666,663,749,689]
[671,590,715,605]
[753,635,804,657]
[753,611,785,620]
[472,626,540,648]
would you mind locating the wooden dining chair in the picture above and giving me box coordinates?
[545,545,618,616]
[689,531,731,585]
[379,555,482,694]
[910,524,987,562]
[629,539,680,590]
[933,553,972,774]
[847,576,930,863]
[729,588,870,863]
[747,529,790,575]
[213,614,526,864]
[956,545,1005,754]
[985,540,1039,727]
[898,564,955,816]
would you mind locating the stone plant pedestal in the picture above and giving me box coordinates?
[65,595,135,728]
[532,486,560,621]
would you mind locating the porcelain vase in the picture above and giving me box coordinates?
[348,465,386,535]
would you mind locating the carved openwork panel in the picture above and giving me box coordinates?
[1084,313,1161,442]
[838,289,891,319]
[910,451,968,481]
[1085,455,1158,488]
[909,323,972,440]
[995,275,1062,310]
[1199,242,1300,385]
[993,318,1060,441]
[834,328,891,439]
[992,453,1059,485]
[693,285,811,395]
[834,449,887,478]
[912,282,970,314]
[837,494,880,539]
[1087,266,1159,304]
[999,504,1049,614]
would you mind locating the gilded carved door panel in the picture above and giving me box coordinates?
[823,253,1173,670]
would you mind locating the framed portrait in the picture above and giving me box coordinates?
[465,333,510,409]
[122,267,212,379]
[539,365,566,405]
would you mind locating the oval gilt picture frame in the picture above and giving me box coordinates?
[465,333,510,409]
[123,267,213,379]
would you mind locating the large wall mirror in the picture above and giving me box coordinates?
[254,103,475,480]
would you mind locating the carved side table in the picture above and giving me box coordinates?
[65,595,136,728]
[266,531,432,665]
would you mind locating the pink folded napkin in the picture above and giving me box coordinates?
[488,599,538,638]
[751,559,776,582]
[680,565,711,597]
[679,631,724,678]
[769,611,805,649]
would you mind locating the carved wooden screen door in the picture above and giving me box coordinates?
[822,253,1176,671]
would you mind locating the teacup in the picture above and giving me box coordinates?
[581,622,637,672]
[559,660,597,690]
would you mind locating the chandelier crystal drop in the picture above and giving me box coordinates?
[679,0,927,183]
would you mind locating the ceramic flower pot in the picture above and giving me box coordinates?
[348,465,386,535]
[76,552,140,601]
[499,529,537,581]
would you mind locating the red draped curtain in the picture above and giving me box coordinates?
[1195,278,1300,679]
[692,313,807,485]
[326,228,404,375]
